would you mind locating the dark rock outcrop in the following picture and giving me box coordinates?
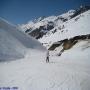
[49,34,90,51]
[28,22,54,39]
[71,6,90,19]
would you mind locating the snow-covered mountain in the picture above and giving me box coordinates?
[0,18,46,61]
[20,9,75,38]
[0,6,90,90]
[20,6,90,49]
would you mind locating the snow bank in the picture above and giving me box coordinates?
[0,18,46,61]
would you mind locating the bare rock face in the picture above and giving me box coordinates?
[49,34,90,56]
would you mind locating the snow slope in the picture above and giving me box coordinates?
[20,10,75,33]
[20,7,90,49]
[0,40,90,90]
[39,10,90,48]
[0,18,46,61]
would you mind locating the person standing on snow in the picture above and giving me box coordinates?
[46,50,49,63]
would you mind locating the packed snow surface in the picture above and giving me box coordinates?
[0,40,90,90]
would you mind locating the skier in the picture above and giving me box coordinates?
[46,50,49,63]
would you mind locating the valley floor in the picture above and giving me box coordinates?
[0,41,90,90]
